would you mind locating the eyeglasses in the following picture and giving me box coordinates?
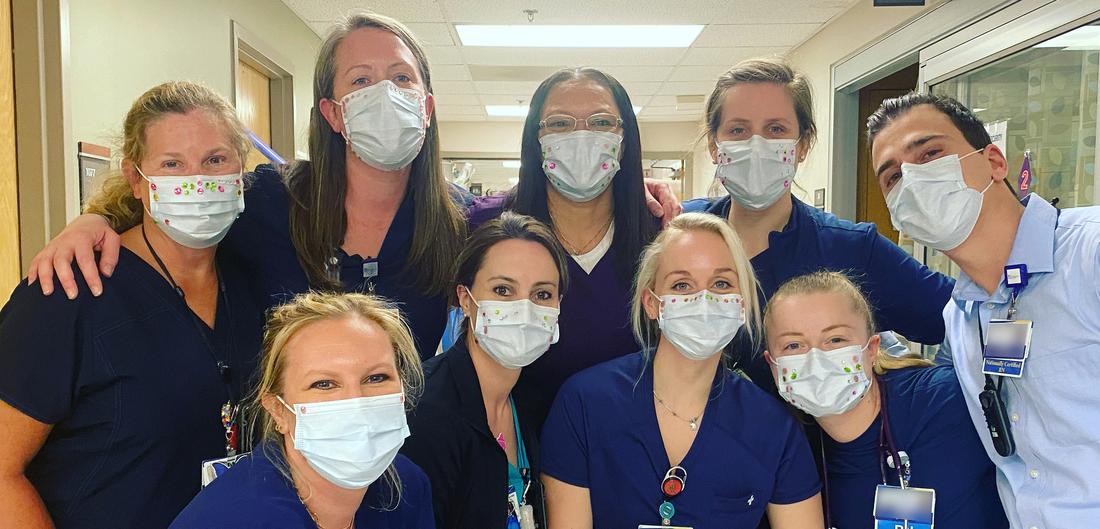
[538,113,623,134]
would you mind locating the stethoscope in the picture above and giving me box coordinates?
[821,376,910,529]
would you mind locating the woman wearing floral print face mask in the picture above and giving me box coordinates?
[682,58,954,396]
[764,271,1006,529]
[0,81,264,529]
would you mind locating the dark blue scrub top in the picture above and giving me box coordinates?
[541,352,821,529]
[170,446,435,529]
[466,195,641,430]
[222,165,451,359]
[0,248,263,529]
[683,195,954,391]
[824,366,1007,528]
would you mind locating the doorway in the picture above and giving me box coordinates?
[232,22,294,170]
[855,63,919,244]
[236,58,272,171]
[0,0,20,301]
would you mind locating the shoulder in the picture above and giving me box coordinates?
[557,351,646,401]
[882,365,968,429]
[718,370,797,420]
[465,193,508,230]
[1056,205,1100,255]
[392,454,432,498]
[797,199,877,242]
[682,195,727,215]
[170,450,308,528]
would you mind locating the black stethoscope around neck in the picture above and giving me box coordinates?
[821,376,910,529]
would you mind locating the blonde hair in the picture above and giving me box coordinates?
[630,212,763,364]
[701,58,817,154]
[248,291,424,507]
[764,271,932,374]
[84,81,251,232]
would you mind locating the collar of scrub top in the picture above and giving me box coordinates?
[446,337,502,441]
[951,193,1057,310]
[328,185,416,281]
[630,355,726,481]
[713,194,805,240]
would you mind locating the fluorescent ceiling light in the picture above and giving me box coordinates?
[1034,26,1100,50]
[484,105,643,117]
[502,160,522,169]
[456,25,703,48]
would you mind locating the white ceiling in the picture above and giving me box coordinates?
[280,0,858,122]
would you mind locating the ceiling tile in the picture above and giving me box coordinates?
[433,93,483,106]
[437,104,486,115]
[283,0,447,24]
[431,80,479,94]
[474,80,543,95]
[591,65,675,83]
[693,24,821,48]
[426,46,465,65]
[432,64,472,81]
[404,23,456,46]
[439,0,853,24]
[478,94,538,105]
[618,81,664,97]
[678,46,789,66]
[668,64,735,81]
[657,81,719,96]
[462,47,687,67]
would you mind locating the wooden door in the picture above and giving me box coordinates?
[236,59,271,171]
[856,64,919,244]
[0,0,20,301]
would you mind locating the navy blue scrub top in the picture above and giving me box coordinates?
[170,446,435,528]
[222,164,452,359]
[541,352,821,529]
[0,248,263,529]
[683,195,954,391]
[467,195,642,432]
[824,366,1007,528]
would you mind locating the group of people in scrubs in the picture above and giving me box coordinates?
[1,8,1098,529]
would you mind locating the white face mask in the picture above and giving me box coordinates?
[653,290,745,361]
[467,290,560,370]
[137,167,244,249]
[278,393,409,490]
[774,343,872,417]
[885,150,993,251]
[339,80,427,171]
[715,135,798,210]
[539,130,622,202]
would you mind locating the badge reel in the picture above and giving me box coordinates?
[638,466,693,529]
[200,453,247,488]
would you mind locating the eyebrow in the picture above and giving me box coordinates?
[487,275,517,283]
[542,106,616,118]
[344,61,413,76]
[874,134,946,179]
[301,361,394,379]
[532,280,558,289]
[821,324,854,333]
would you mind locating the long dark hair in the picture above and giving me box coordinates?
[506,67,657,280]
[283,12,466,295]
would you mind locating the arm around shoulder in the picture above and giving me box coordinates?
[0,399,55,529]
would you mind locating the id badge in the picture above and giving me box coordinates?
[982,319,1033,378]
[873,485,935,529]
[200,453,246,487]
[638,525,693,529]
[506,486,522,529]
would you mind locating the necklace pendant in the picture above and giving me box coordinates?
[689,418,698,431]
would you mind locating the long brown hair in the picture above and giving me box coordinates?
[283,12,465,294]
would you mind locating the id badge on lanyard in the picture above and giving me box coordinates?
[200,453,247,488]
[873,484,936,529]
[981,263,1034,378]
[638,467,694,529]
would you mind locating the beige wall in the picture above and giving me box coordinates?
[784,1,936,213]
[68,0,320,172]
[438,120,702,155]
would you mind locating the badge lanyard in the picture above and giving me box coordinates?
[142,225,240,456]
[325,251,378,294]
[657,466,687,525]
[976,292,1019,458]
[819,377,909,529]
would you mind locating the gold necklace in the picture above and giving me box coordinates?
[297,492,353,529]
[653,390,703,432]
[551,213,613,255]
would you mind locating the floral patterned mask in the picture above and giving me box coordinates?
[138,167,244,249]
[774,342,872,417]
[714,135,797,210]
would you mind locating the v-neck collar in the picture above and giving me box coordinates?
[630,354,723,478]
[119,245,225,333]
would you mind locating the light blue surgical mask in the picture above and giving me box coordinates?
[886,150,992,251]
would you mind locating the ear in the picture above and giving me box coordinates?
[866,333,882,368]
[319,97,345,136]
[121,159,143,200]
[983,143,1009,183]
[708,138,718,165]
[642,288,661,321]
[261,393,292,436]
[763,350,779,374]
[796,138,810,164]
[456,285,474,316]
[423,92,435,126]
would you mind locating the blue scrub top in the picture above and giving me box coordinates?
[683,195,954,391]
[222,165,451,359]
[467,195,641,430]
[0,248,263,529]
[824,366,1007,528]
[170,446,435,528]
[541,352,821,529]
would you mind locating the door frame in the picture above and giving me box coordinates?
[231,21,294,165]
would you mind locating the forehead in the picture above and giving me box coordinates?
[720,82,796,121]
[542,78,618,116]
[335,27,419,73]
[477,239,558,279]
[143,110,229,153]
[656,230,735,272]
[871,104,970,163]
[766,291,866,334]
[283,315,396,370]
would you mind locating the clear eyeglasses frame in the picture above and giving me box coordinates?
[538,113,623,134]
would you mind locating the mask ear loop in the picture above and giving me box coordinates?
[959,148,998,194]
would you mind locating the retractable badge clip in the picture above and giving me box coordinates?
[980,383,1016,457]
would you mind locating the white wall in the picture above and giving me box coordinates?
[438,120,702,155]
[784,1,936,214]
[68,0,320,161]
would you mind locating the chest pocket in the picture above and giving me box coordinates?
[711,491,767,524]
[1019,342,1100,447]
